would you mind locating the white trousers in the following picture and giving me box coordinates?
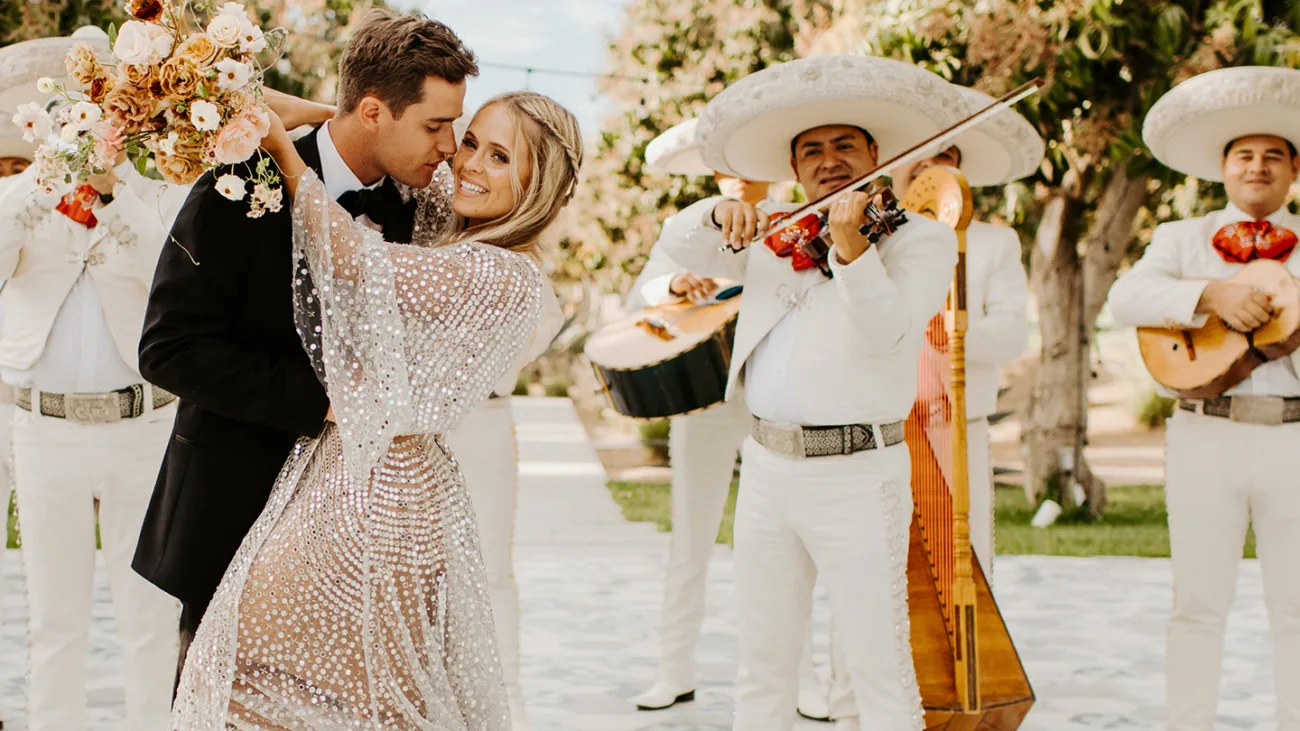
[655,400,822,694]
[732,437,921,731]
[445,398,527,714]
[826,417,995,720]
[1164,410,1300,731]
[12,402,180,731]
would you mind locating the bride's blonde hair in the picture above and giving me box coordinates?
[444,91,583,256]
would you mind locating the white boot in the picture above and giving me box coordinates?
[630,680,696,710]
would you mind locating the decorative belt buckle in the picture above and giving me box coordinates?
[756,420,806,459]
[1229,396,1285,426]
[64,393,121,425]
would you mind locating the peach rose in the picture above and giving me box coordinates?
[103,84,152,134]
[174,33,220,67]
[90,120,125,163]
[158,58,201,100]
[119,61,155,89]
[155,153,204,185]
[212,115,260,165]
[236,105,270,137]
[64,42,103,87]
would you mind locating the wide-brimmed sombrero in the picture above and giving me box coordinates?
[695,55,967,183]
[943,85,1044,186]
[1143,66,1300,182]
[644,117,712,176]
[0,26,110,129]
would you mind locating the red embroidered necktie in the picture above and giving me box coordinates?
[55,185,100,229]
[763,211,820,271]
[1211,220,1297,263]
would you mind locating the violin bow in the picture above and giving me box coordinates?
[730,78,1044,251]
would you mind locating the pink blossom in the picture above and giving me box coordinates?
[212,116,261,165]
[90,121,125,162]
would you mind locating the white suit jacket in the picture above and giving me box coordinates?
[0,165,189,374]
[660,196,957,426]
[1107,203,1300,397]
[963,221,1030,418]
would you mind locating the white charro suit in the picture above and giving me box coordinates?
[443,282,562,731]
[1108,203,1300,731]
[0,164,189,731]
[627,231,828,713]
[661,196,957,731]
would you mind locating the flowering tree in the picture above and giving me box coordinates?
[805,0,1300,511]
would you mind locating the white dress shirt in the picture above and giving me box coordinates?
[660,197,958,426]
[1108,202,1300,398]
[318,121,378,204]
[0,161,167,394]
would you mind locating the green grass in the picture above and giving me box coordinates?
[606,481,1258,559]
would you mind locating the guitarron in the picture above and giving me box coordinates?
[902,166,1035,728]
[1136,259,1300,398]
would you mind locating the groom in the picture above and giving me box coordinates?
[131,9,479,681]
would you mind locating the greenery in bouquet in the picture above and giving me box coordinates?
[12,0,289,217]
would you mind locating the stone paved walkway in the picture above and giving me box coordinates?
[0,397,1281,729]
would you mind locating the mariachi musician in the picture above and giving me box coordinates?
[626,117,831,721]
[658,55,962,731]
[1108,66,1300,731]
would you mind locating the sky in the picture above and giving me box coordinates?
[402,0,629,133]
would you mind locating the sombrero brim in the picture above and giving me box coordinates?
[1143,66,1300,182]
[0,29,111,124]
[696,55,967,183]
[644,118,713,177]
[946,87,1044,186]
[0,134,35,161]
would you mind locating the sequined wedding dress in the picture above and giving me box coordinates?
[171,167,542,730]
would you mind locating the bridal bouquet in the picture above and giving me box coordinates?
[15,0,287,217]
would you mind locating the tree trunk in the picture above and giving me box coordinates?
[1022,167,1152,513]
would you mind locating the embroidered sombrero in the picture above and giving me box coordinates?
[942,85,1044,186]
[644,117,712,176]
[0,26,111,133]
[695,55,967,182]
[1143,66,1300,182]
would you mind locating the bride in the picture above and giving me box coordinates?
[170,90,583,730]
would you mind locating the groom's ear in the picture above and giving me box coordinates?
[355,95,385,131]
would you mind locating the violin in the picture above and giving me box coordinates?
[763,180,909,277]
[734,79,1043,275]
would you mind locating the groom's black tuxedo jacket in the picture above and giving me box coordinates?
[134,127,346,609]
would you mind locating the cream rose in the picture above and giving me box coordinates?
[113,20,172,67]
[207,13,245,49]
[156,153,204,185]
[175,33,220,67]
[212,116,260,165]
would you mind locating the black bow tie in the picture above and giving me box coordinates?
[336,178,416,244]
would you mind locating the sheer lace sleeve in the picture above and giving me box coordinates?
[292,169,543,486]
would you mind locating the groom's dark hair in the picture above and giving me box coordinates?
[337,9,479,117]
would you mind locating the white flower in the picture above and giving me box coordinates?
[252,183,282,212]
[13,102,53,143]
[113,20,172,67]
[189,100,221,131]
[59,124,80,143]
[66,101,102,131]
[238,19,267,54]
[207,13,245,48]
[158,130,180,156]
[36,77,56,94]
[217,2,248,18]
[215,58,252,91]
[215,173,246,201]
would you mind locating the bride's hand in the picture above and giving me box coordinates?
[259,105,307,197]
[263,88,335,130]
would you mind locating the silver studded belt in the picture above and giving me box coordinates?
[1178,395,1300,426]
[16,385,176,425]
[751,416,906,459]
